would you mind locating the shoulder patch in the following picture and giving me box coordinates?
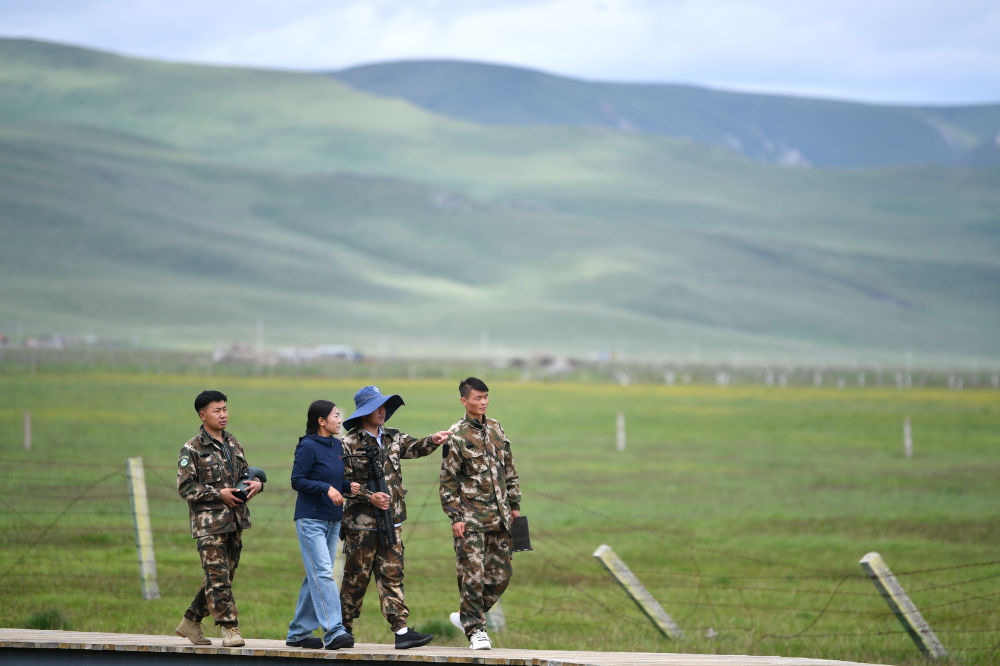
[179,455,190,467]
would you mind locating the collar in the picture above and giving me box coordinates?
[463,414,486,430]
[359,426,384,444]
[303,433,336,446]
[199,425,227,447]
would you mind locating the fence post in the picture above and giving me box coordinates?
[334,544,346,587]
[616,412,626,452]
[23,410,31,452]
[126,457,160,600]
[859,551,946,659]
[486,600,506,632]
[593,544,683,639]
[903,417,913,458]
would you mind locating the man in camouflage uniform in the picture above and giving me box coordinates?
[175,390,263,648]
[339,385,450,649]
[440,377,521,650]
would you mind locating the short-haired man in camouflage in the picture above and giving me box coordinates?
[440,377,521,650]
[175,390,263,648]
[339,385,450,649]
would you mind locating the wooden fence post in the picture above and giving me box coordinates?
[334,544,346,587]
[126,457,160,600]
[616,412,626,452]
[486,600,506,632]
[593,544,683,639]
[859,551,946,659]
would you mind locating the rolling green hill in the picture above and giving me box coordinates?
[331,60,1000,167]
[1,38,998,365]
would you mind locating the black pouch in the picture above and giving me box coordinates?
[512,515,532,552]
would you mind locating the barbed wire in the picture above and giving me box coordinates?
[682,552,723,628]
[531,489,855,579]
[759,628,908,640]
[921,590,1000,611]
[910,572,1000,593]
[0,467,119,578]
[1,458,998,661]
[894,559,1000,576]
[755,574,861,640]
[935,608,1000,624]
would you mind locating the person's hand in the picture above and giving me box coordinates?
[327,486,345,506]
[245,480,263,500]
[370,491,390,510]
[349,482,361,495]
[452,521,465,539]
[220,488,243,507]
[511,509,520,519]
[432,431,451,445]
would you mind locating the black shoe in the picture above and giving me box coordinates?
[285,636,323,649]
[325,632,355,650]
[394,627,433,649]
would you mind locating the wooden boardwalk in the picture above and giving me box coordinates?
[0,628,888,665]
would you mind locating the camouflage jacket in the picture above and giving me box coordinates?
[177,426,252,538]
[440,415,521,533]
[341,426,441,531]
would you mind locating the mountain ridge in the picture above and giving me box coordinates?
[1,39,998,365]
[330,59,1000,168]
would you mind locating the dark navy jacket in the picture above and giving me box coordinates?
[291,434,352,522]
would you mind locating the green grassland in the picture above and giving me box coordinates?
[1,369,998,664]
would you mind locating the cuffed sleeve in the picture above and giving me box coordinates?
[400,432,441,459]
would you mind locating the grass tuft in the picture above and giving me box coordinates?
[22,607,72,630]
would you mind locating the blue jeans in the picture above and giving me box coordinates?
[287,518,348,644]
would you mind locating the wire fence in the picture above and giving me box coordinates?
[1,457,997,665]
[2,346,999,390]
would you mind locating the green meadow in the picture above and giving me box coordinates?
[1,368,997,665]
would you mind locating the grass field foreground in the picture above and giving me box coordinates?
[0,370,997,665]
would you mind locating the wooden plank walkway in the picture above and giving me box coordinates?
[0,628,888,665]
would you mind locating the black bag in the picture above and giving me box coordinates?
[512,515,532,552]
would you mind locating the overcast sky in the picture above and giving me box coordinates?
[2,0,998,105]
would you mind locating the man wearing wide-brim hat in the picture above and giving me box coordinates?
[339,385,450,649]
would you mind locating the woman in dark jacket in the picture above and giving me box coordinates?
[285,400,360,650]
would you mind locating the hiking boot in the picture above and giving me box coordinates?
[325,632,355,649]
[221,625,245,647]
[469,630,492,650]
[449,611,463,633]
[175,617,211,645]
[394,627,433,649]
[285,636,323,649]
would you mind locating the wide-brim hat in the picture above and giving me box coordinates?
[343,385,404,431]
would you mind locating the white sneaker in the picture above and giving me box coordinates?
[449,611,463,632]
[469,630,492,650]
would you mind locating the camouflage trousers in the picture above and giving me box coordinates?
[453,529,512,637]
[339,527,408,632]
[184,530,242,627]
